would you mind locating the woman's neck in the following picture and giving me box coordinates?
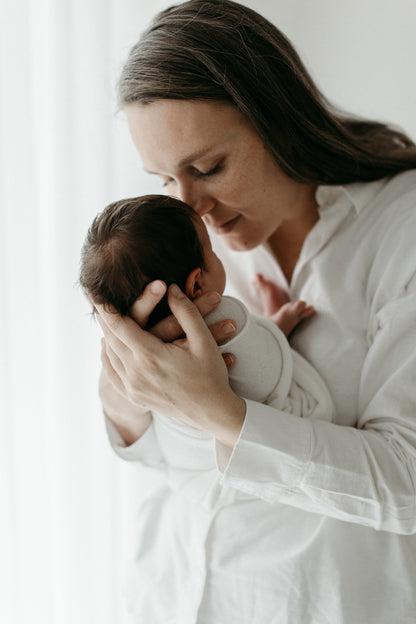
[267,192,320,284]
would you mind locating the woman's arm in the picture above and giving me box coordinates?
[99,344,152,446]
[218,278,416,534]
[98,274,416,533]
[97,280,167,448]
[97,283,246,449]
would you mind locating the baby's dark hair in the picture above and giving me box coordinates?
[79,195,205,327]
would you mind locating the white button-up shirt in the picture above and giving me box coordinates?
[109,170,416,623]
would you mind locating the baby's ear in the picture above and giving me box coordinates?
[185,267,202,299]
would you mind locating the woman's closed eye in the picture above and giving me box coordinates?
[160,161,223,188]
[193,161,223,179]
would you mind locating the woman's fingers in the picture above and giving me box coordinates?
[96,302,158,353]
[165,285,237,351]
[150,290,223,342]
[222,352,236,368]
[95,309,134,367]
[129,280,167,327]
[148,313,184,342]
[167,284,216,350]
[100,336,128,386]
[193,291,222,316]
[209,319,237,345]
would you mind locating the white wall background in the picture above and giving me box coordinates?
[1,1,415,622]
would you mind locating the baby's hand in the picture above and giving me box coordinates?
[252,273,315,336]
[270,300,315,337]
[252,273,290,315]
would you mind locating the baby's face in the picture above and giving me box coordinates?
[194,215,226,295]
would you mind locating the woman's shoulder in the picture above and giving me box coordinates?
[377,169,416,210]
[350,169,416,218]
[367,171,416,244]
[339,170,416,248]
[356,170,416,306]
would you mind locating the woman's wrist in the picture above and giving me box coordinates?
[105,408,152,446]
[209,393,247,449]
[99,369,152,445]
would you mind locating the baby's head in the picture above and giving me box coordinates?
[80,195,226,327]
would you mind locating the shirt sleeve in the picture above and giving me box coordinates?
[105,415,165,467]
[218,275,416,534]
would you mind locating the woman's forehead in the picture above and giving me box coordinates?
[124,99,248,170]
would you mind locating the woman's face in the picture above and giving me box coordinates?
[126,99,315,251]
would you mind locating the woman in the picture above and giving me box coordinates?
[96,1,416,622]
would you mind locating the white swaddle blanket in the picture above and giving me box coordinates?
[206,296,334,419]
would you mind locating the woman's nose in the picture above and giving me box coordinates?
[177,182,213,217]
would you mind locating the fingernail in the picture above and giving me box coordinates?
[150,280,165,295]
[223,321,237,336]
[223,353,235,367]
[170,284,185,298]
[207,292,221,305]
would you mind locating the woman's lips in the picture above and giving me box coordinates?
[212,215,240,235]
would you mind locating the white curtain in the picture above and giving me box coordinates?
[1,1,415,622]
[1,1,169,622]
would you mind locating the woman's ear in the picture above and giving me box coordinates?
[185,267,203,299]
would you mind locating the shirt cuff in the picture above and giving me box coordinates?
[105,415,164,464]
[216,399,312,500]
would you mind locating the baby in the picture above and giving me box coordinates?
[80,195,311,331]
[80,195,334,420]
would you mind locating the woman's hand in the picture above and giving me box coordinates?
[133,280,237,348]
[97,281,245,448]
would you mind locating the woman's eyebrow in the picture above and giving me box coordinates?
[177,146,214,168]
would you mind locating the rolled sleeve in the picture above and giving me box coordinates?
[105,416,165,466]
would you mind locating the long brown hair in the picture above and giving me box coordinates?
[118,0,416,184]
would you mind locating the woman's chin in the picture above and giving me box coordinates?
[222,235,258,252]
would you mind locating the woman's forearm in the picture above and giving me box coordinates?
[99,366,152,446]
